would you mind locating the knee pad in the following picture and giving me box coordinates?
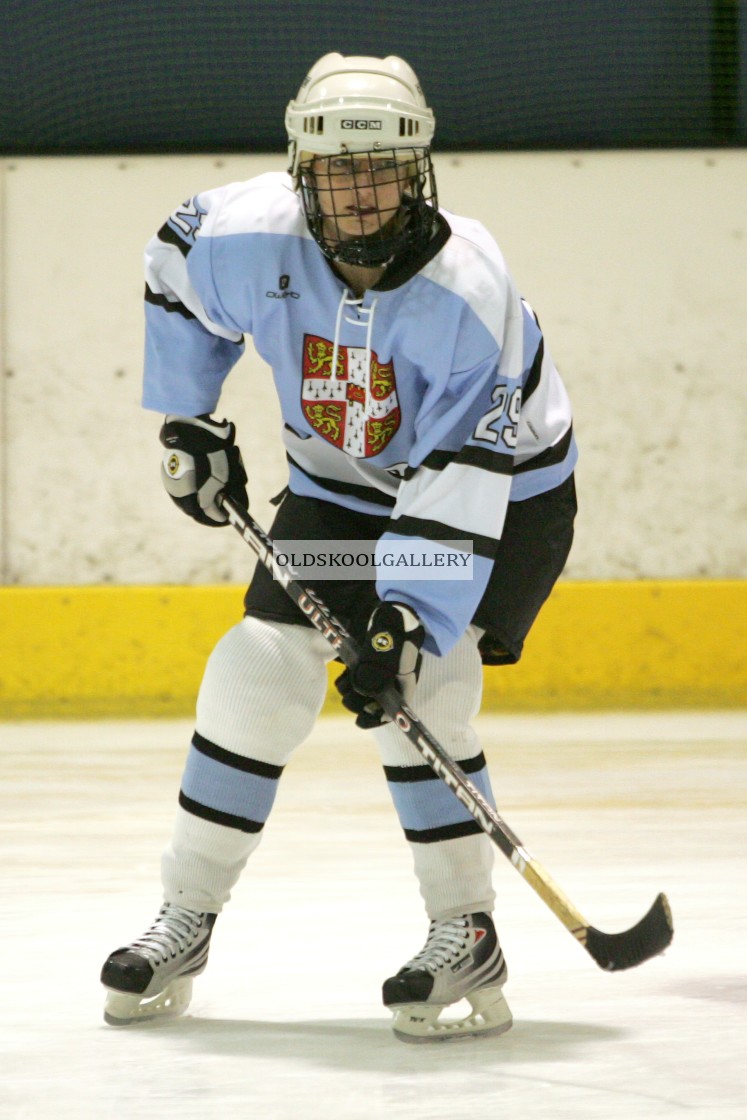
[196,616,333,765]
[373,626,484,767]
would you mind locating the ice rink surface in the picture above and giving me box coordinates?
[2,710,746,1120]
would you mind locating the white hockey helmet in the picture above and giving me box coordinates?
[286,53,438,267]
[285,53,435,176]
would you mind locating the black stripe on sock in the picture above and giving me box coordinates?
[191,731,284,779]
[178,790,265,834]
[384,751,487,784]
[403,820,484,844]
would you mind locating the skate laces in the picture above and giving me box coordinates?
[404,916,472,975]
[129,905,204,964]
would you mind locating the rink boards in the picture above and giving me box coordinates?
[0,579,744,718]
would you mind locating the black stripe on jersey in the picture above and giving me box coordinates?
[419,445,513,476]
[456,444,514,474]
[383,751,488,784]
[284,422,310,440]
[145,284,197,322]
[420,449,454,471]
[287,453,397,509]
[178,790,265,834]
[523,335,544,403]
[191,730,284,779]
[404,820,484,844]
[513,425,573,474]
[157,220,193,258]
[388,514,497,559]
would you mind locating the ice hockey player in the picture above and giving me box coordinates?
[100,52,577,1042]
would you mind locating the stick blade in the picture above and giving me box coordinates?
[585,892,673,972]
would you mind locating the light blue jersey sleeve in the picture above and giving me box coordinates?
[376,343,520,656]
[375,255,568,656]
[142,188,246,415]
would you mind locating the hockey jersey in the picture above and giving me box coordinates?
[143,171,576,656]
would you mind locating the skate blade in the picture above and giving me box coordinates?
[103,976,193,1026]
[391,986,513,1044]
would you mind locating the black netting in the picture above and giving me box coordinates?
[1,0,744,154]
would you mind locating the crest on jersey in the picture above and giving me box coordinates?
[301,334,400,457]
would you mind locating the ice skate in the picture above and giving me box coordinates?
[100,904,216,1025]
[383,912,512,1043]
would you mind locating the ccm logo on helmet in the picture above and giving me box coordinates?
[341,119,383,130]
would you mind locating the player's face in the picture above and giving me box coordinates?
[311,154,409,241]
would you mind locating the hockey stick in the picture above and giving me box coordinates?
[219,494,673,971]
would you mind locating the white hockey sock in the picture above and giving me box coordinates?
[162,617,333,912]
[372,626,497,919]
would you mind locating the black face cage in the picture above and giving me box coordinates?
[298,148,438,268]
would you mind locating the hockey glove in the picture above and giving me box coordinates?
[336,602,425,729]
[160,414,248,526]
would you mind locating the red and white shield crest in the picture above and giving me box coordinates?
[301,334,400,458]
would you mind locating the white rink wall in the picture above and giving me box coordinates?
[0,150,745,586]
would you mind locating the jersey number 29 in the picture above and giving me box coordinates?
[474,385,522,449]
